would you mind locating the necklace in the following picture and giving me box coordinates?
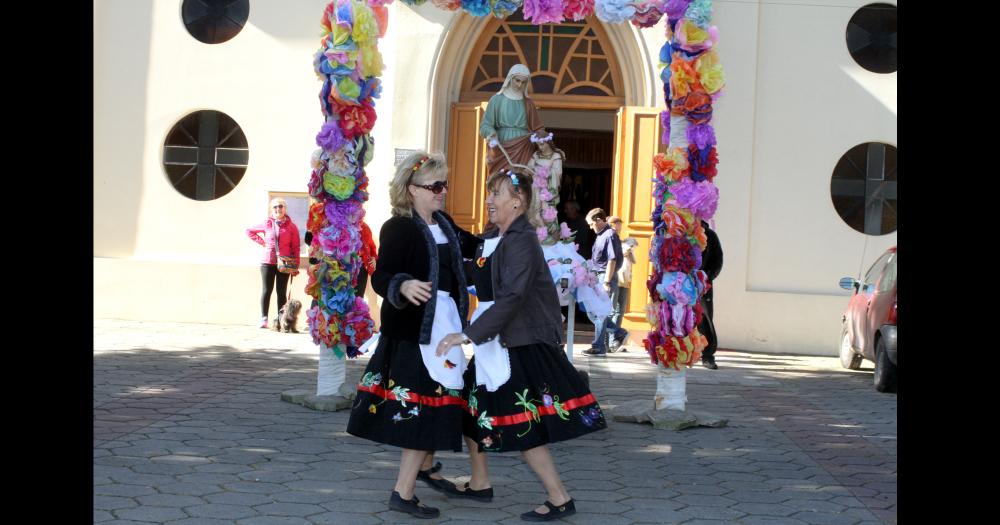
[537,151,554,159]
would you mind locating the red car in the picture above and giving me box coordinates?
[838,246,897,392]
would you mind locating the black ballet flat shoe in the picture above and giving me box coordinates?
[388,491,440,519]
[520,499,576,522]
[417,461,457,493]
[446,481,494,502]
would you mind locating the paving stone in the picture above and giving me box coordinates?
[136,494,206,507]
[301,395,353,412]
[114,506,189,522]
[611,399,655,422]
[94,496,139,511]
[94,509,114,522]
[236,517,312,525]
[307,512,383,525]
[789,511,862,525]
[648,409,699,430]
[95,484,158,497]
[185,503,259,520]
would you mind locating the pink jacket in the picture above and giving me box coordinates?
[246,217,301,265]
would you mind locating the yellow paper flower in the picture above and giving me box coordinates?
[323,172,356,200]
[352,1,379,47]
[696,50,726,95]
[677,19,709,46]
[360,45,385,78]
[332,25,351,46]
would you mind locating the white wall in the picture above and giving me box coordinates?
[94,1,896,355]
[709,0,896,354]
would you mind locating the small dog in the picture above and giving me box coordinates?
[272,299,302,333]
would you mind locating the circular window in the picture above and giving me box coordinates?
[846,3,897,73]
[182,0,250,45]
[830,142,896,235]
[163,110,249,201]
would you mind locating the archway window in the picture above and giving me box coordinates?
[462,12,623,105]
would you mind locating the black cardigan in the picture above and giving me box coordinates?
[464,214,564,348]
[371,211,481,345]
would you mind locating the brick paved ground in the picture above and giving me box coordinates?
[94,319,896,524]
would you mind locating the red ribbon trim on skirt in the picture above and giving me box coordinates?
[358,384,467,408]
[484,394,598,428]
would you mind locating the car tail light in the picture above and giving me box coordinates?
[886,296,897,325]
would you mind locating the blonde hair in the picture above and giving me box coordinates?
[269,197,287,217]
[389,151,448,218]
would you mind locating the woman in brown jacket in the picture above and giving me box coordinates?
[437,168,607,522]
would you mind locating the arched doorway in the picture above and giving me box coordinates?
[441,12,663,337]
[445,11,626,236]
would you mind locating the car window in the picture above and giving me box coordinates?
[863,251,893,285]
[878,254,896,292]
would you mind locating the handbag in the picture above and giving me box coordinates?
[273,222,299,274]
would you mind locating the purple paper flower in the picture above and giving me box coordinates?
[542,206,558,222]
[560,222,573,239]
[316,120,347,152]
[537,227,548,241]
[660,110,672,146]
[665,0,692,19]
[668,178,718,220]
[543,394,553,407]
[686,123,716,150]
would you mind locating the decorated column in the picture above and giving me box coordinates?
[641,0,724,411]
[304,0,388,396]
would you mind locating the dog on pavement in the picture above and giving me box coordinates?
[272,299,302,333]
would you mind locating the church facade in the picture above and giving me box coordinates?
[94,0,896,355]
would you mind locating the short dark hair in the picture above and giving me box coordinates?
[586,208,607,222]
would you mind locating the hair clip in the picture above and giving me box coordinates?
[509,172,520,187]
[411,156,429,172]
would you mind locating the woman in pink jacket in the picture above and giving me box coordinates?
[246,198,301,328]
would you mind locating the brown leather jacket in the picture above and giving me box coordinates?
[464,214,564,348]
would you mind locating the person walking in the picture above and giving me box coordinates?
[436,168,607,521]
[345,151,481,519]
[608,216,637,352]
[582,208,626,356]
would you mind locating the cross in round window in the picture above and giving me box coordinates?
[830,142,897,235]
[163,110,249,201]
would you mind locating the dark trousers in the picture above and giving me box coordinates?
[699,286,717,360]
[260,264,290,318]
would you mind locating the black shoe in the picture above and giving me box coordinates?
[583,347,606,356]
[521,499,576,522]
[446,481,494,502]
[702,358,718,370]
[609,331,628,352]
[388,491,440,519]
[417,461,457,493]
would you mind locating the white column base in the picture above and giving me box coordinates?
[654,366,687,411]
[317,343,347,396]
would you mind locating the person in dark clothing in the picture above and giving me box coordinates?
[699,220,723,369]
[345,151,482,519]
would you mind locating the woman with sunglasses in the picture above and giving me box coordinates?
[346,151,482,519]
[246,197,301,328]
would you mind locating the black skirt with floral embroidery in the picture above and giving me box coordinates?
[461,342,607,453]
[347,336,465,452]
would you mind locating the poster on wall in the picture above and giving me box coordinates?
[268,191,309,255]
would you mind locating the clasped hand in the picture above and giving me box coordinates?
[436,333,465,357]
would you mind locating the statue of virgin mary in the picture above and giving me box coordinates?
[479,64,548,174]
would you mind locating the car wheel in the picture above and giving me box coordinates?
[839,327,862,370]
[873,336,897,393]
